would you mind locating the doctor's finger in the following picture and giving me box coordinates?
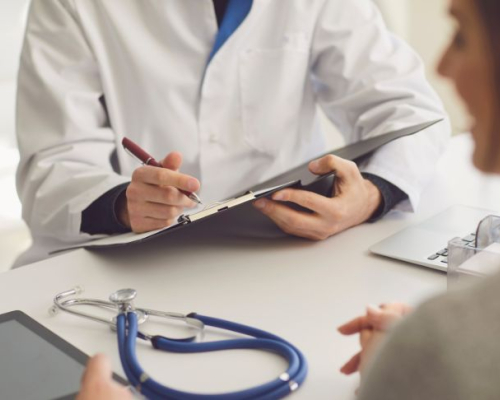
[132,166,200,193]
[127,183,195,208]
[254,199,328,240]
[309,155,361,181]
[129,217,172,234]
[160,151,183,171]
[271,189,332,214]
[129,202,183,221]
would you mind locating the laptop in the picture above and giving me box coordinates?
[370,205,498,272]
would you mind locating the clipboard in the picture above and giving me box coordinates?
[56,119,442,252]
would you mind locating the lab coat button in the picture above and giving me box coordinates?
[209,133,218,143]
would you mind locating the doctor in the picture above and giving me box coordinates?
[16,0,449,265]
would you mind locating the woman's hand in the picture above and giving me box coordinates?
[253,155,382,240]
[338,303,412,380]
[77,354,132,400]
[117,152,201,233]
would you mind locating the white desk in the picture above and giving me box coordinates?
[1,134,499,399]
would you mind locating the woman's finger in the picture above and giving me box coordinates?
[360,329,373,348]
[338,315,371,335]
[340,351,362,375]
[367,306,405,331]
[379,303,412,316]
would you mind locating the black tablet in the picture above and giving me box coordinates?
[0,310,127,400]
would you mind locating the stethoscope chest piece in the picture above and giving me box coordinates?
[110,288,137,305]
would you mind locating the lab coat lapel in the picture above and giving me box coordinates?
[207,0,270,67]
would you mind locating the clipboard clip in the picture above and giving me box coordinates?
[178,192,256,224]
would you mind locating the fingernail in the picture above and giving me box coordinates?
[273,192,286,201]
[367,304,381,314]
[187,179,198,192]
[309,160,319,170]
[254,199,267,210]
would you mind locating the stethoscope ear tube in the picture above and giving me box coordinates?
[117,312,308,400]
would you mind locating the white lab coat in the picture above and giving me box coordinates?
[15,0,450,266]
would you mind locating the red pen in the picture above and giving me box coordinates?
[122,137,203,205]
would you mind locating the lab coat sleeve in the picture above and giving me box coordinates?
[16,0,129,243]
[310,0,451,211]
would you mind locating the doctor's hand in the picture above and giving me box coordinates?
[338,303,412,381]
[77,354,132,400]
[253,155,382,240]
[117,152,201,233]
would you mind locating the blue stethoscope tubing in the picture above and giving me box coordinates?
[117,312,308,400]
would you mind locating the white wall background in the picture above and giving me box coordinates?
[0,0,463,270]
[376,0,468,133]
[0,0,32,270]
[0,0,29,148]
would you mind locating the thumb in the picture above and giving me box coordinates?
[81,354,112,386]
[309,155,360,181]
[161,152,183,171]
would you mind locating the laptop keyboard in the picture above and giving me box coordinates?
[427,233,476,265]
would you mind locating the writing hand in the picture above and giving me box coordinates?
[117,152,200,233]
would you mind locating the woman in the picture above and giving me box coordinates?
[339,0,500,398]
[77,0,500,398]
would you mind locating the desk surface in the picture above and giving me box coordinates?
[1,134,500,400]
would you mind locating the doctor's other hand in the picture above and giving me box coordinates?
[117,152,201,233]
[253,155,382,240]
[338,303,412,381]
[77,354,132,400]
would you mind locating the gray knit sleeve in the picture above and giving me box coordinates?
[358,302,460,400]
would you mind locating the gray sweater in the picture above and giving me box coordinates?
[359,272,500,400]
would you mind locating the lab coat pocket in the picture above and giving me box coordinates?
[239,47,310,156]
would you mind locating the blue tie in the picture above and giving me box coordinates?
[209,0,254,62]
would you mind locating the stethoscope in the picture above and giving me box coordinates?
[50,287,308,400]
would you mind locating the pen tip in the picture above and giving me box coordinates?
[191,194,203,205]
